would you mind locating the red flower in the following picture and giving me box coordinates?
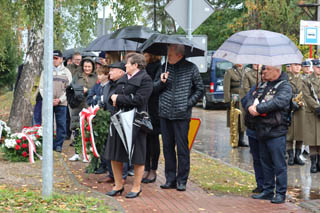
[15,145,21,150]
[85,138,90,142]
[22,136,27,141]
[16,139,21,144]
[22,143,28,149]
[86,126,90,131]
[34,125,41,127]
[35,135,40,139]
[22,151,28,158]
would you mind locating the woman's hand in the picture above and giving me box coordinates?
[111,94,118,106]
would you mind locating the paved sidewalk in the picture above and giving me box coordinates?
[62,140,309,213]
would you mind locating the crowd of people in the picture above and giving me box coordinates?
[34,45,204,199]
[225,60,318,204]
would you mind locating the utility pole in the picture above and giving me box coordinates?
[102,6,106,35]
[42,0,54,198]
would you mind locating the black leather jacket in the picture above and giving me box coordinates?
[155,58,204,120]
[243,72,292,139]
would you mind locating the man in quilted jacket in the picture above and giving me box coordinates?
[156,44,204,191]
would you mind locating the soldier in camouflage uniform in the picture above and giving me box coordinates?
[302,60,320,173]
[286,63,305,166]
[224,64,247,147]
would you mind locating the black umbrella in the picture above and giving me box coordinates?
[85,34,139,52]
[138,34,205,57]
[63,48,84,59]
[63,47,96,59]
[109,25,159,43]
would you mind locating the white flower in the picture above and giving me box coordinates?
[4,139,16,149]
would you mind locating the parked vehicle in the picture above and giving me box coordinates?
[200,51,233,109]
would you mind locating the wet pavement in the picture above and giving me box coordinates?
[192,106,320,201]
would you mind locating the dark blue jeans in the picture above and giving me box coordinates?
[33,100,42,125]
[160,118,190,185]
[248,136,264,189]
[53,105,67,150]
[259,135,287,195]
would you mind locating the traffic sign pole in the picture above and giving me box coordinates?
[310,45,313,58]
[187,0,192,40]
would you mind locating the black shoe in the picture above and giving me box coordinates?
[271,194,285,204]
[160,182,177,189]
[252,187,263,193]
[238,143,249,147]
[294,149,305,165]
[252,192,274,200]
[95,167,107,174]
[177,183,186,191]
[310,155,318,173]
[287,149,294,166]
[106,187,124,196]
[54,146,62,153]
[125,189,142,198]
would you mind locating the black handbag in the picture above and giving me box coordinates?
[134,111,153,133]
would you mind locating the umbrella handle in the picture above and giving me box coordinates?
[164,46,169,73]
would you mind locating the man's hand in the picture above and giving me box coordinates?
[248,105,260,116]
[53,99,60,106]
[84,87,88,94]
[111,94,118,107]
[160,72,169,83]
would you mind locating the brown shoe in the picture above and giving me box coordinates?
[97,176,114,183]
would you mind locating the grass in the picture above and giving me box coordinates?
[0,185,114,212]
[189,151,256,197]
[0,90,13,122]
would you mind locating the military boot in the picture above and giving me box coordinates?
[287,149,294,166]
[310,155,318,173]
[294,149,305,165]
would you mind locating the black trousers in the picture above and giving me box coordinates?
[145,133,160,171]
[160,118,190,185]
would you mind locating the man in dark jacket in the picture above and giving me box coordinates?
[244,65,292,204]
[156,44,204,191]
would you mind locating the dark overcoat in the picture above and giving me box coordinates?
[104,69,153,165]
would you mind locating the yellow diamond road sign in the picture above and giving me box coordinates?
[165,0,214,33]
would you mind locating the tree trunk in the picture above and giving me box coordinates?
[8,27,44,132]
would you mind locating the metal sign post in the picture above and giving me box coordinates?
[300,20,320,58]
[42,0,54,198]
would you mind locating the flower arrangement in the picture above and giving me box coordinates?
[0,120,11,144]
[74,109,110,173]
[1,126,43,162]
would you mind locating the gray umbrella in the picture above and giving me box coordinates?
[110,109,136,163]
[63,47,96,59]
[213,30,303,66]
[85,34,139,52]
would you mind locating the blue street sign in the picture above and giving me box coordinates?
[305,27,318,44]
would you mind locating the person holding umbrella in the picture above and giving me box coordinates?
[105,53,153,198]
[156,44,204,191]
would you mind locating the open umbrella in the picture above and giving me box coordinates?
[63,47,96,59]
[109,25,159,43]
[85,34,139,52]
[213,30,303,66]
[138,33,205,57]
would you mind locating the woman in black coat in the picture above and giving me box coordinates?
[105,53,153,198]
[142,53,162,183]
